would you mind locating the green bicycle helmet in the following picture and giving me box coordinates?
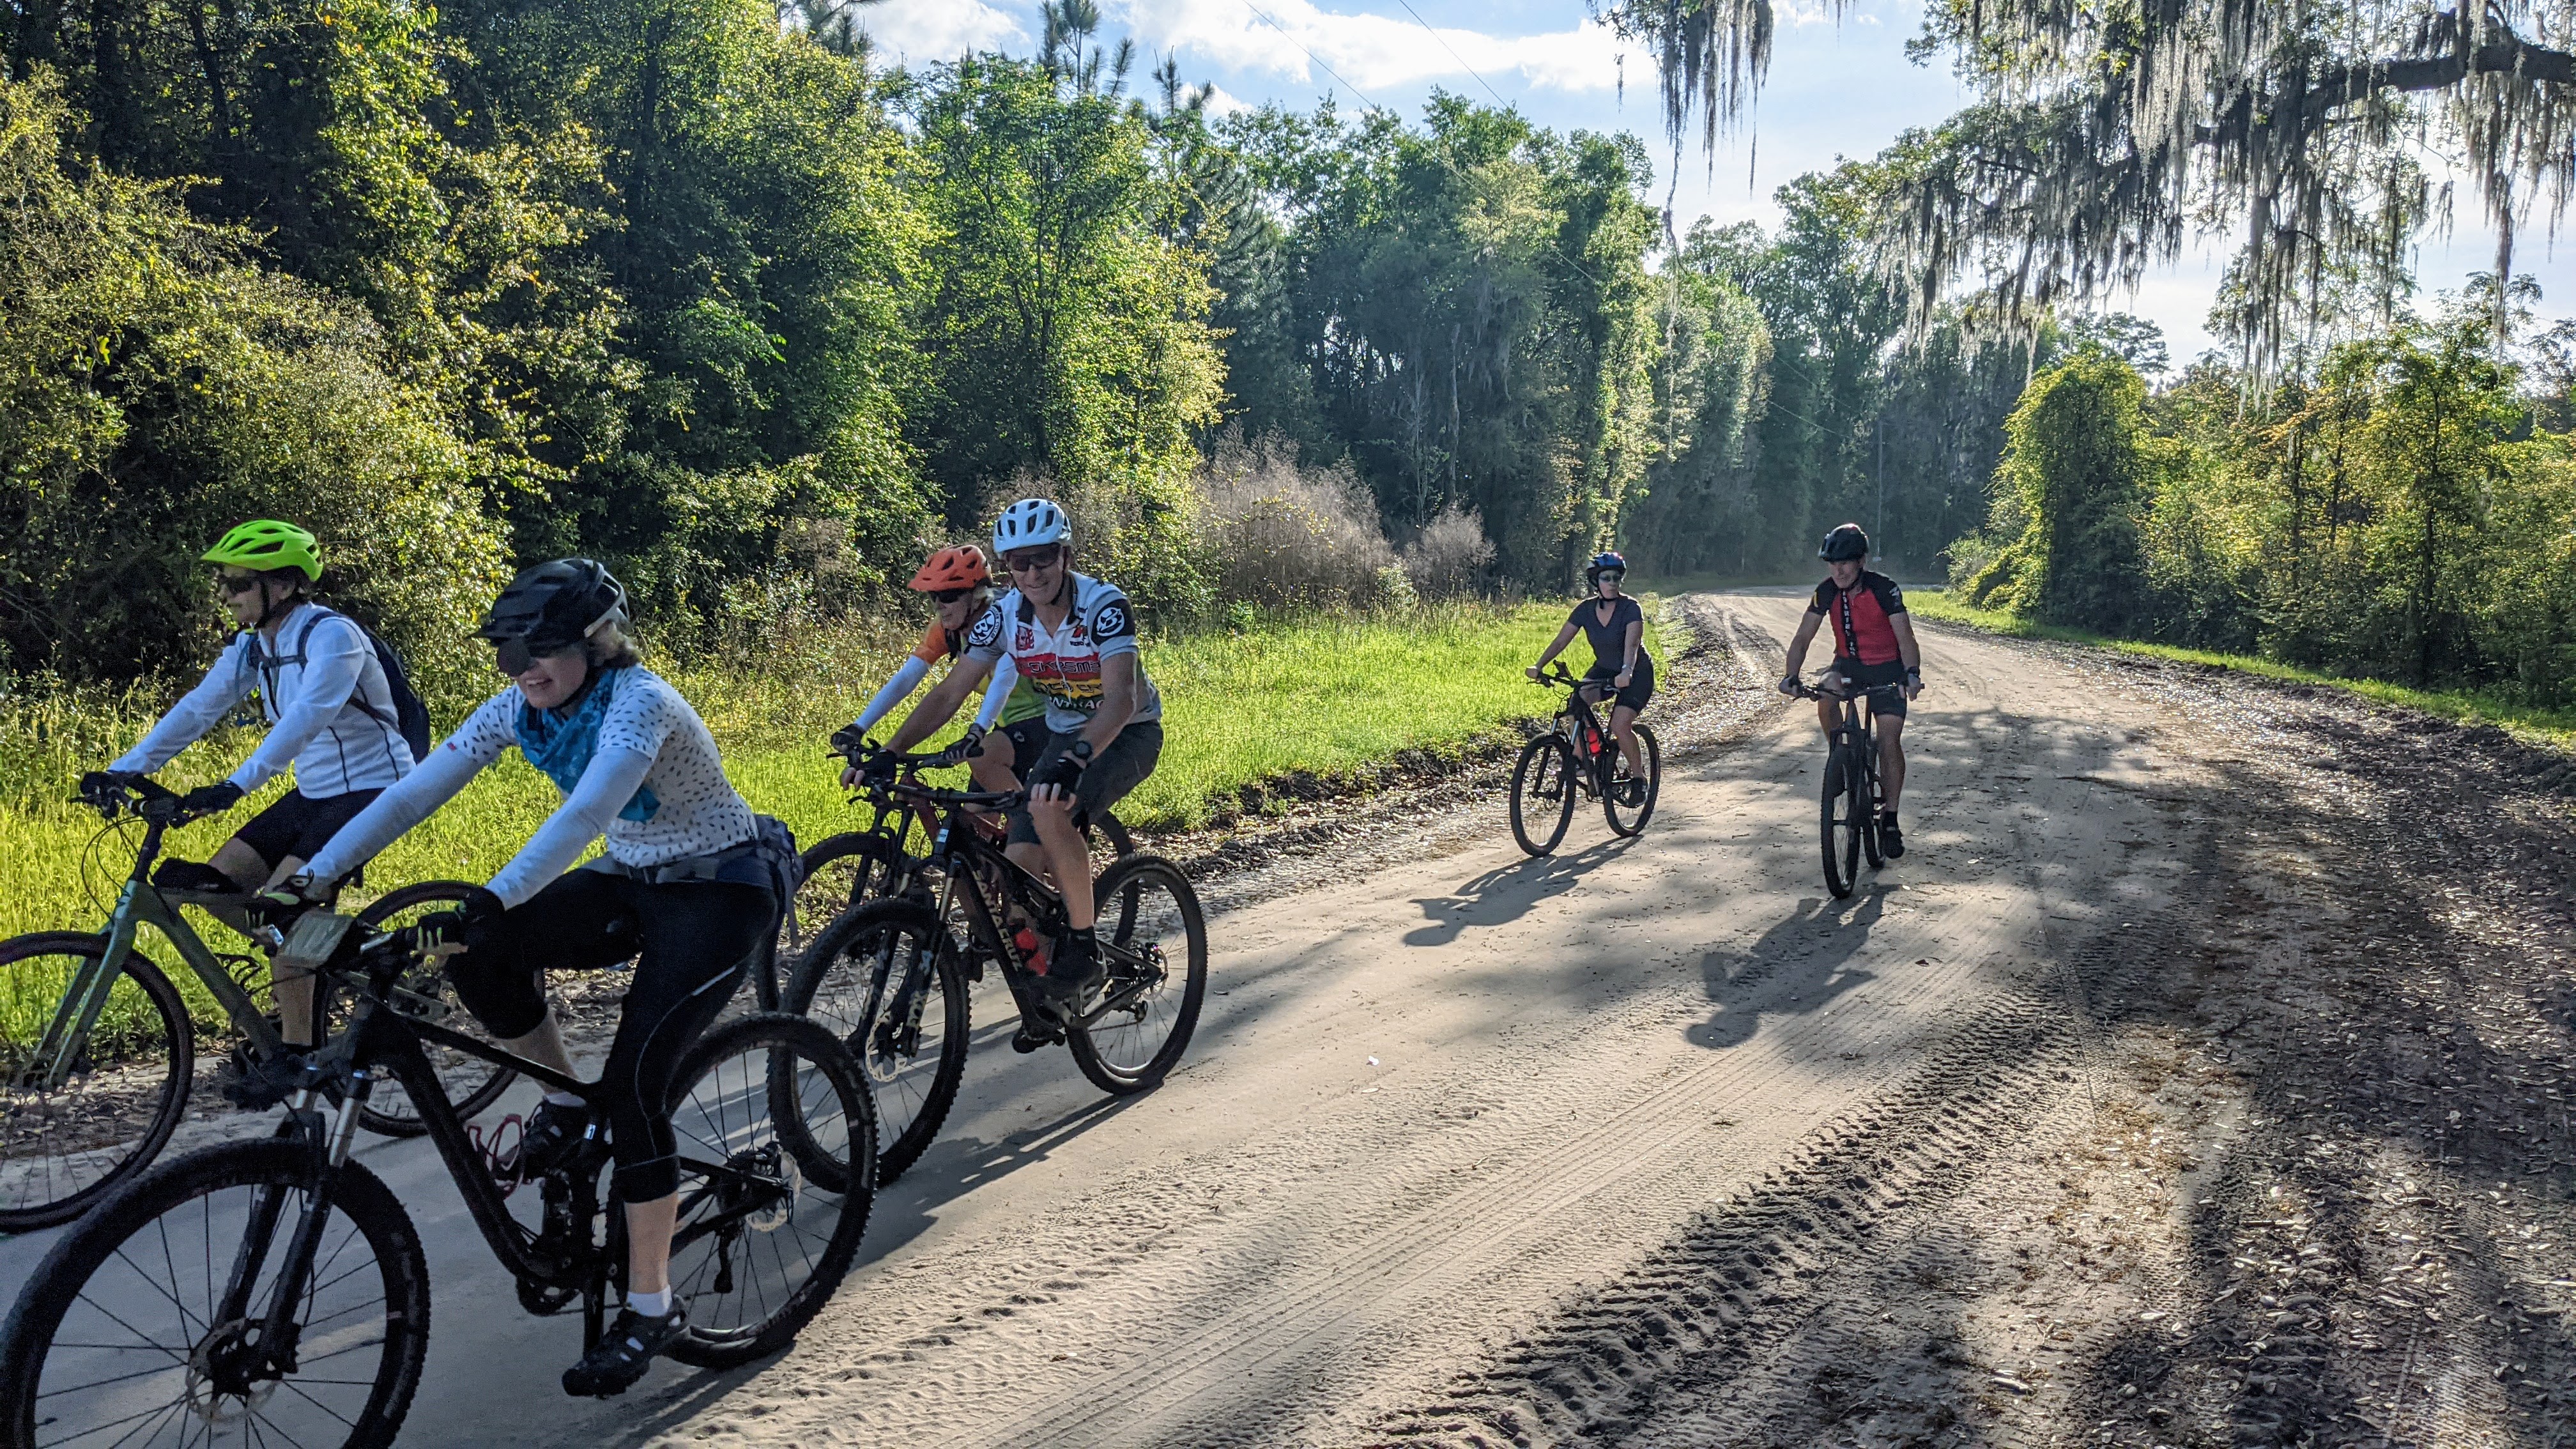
[203,520,321,581]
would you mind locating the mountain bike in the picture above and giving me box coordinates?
[1,776,502,1231]
[1794,675,1886,898]
[772,728,1131,1006]
[0,908,875,1449]
[781,747,1205,1185]
[1509,664,1660,857]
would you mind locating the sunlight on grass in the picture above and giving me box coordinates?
[1910,590,2576,744]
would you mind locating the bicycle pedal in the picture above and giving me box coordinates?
[1009,1023,1062,1054]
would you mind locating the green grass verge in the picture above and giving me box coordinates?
[2,600,1652,1043]
[1909,590,2576,746]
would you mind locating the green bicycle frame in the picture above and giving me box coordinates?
[25,818,281,1093]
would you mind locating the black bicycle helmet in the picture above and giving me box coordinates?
[479,558,627,674]
[1818,523,1870,562]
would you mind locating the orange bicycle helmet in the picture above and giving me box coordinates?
[909,545,991,592]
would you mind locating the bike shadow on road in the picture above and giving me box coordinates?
[1403,837,1641,946]
[858,1071,1147,1261]
[1685,887,1889,1050]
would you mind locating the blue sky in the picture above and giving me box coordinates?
[857,0,2574,364]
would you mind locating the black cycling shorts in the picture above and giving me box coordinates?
[234,788,382,869]
[1008,722,1163,847]
[1583,655,1655,713]
[445,868,773,1200]
[1831,657,1909,719]
[984,716,1054,774]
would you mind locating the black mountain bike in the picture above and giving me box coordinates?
[1509,664,1661,857]
[0,909,875,1449]
[771,728,1131,1006]
[1795,675,1887,898]
[781,749,1206,1185]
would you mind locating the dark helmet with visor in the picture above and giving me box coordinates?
[1818,523,1870,562]
[479,558,627,675]
[1586,550,1627,577]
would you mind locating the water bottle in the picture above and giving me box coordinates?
[1014,925,1050,976]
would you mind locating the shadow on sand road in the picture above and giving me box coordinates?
[1403,836,1640,946]
[1686,887,1889,1050]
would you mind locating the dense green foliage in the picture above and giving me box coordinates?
[1952,290,2576,705]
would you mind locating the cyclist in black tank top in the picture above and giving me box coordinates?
[1529,552,1654,802]
[1780,523,1925,857]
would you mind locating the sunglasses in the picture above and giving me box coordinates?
[214,571,264,595]
[490,637,579,676]
[929,588,976,604]
[1002,549,1062,574]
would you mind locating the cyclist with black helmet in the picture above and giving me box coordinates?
[260,559,792,1397]
[839,544,1045,795]
[874,498,1164,1030]
[83,521,419,1059]
[1529,550,1655,803]
[1780,523,1924,857]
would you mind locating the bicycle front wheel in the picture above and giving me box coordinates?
[1068,854,1208,1094]
[1821,748,1864,900]
[661,1012,875,1370]
[783,898,968,1185]
[0,1138,431,1449]
[0,931,194,1232]
[1603,723,1661,837]
[1509,735,1577,857]
[342,882,516,1137]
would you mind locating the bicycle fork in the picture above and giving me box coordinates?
[199,1075,374,1406]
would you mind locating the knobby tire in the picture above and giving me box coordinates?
[0,932,192,1232]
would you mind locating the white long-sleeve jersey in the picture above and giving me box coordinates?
[111,603,413,798]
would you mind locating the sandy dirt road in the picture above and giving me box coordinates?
[8,588,2572,1448]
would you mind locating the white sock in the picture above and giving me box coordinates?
[542,1090,584,1108]
[627,1287,671,1318]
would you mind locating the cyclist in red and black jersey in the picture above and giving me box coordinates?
[1780,523,1924,857]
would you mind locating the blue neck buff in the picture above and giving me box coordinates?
[516,666,660,822]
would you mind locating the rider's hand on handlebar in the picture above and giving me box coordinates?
[856,746,900,790]
[928,723,987,769]
[180,781,245,816]
[76,769,139,807]
[245,873,334,930]
[1777,675,1802,696]
[416,885,505,957]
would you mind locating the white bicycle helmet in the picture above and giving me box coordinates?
[992,497,1070,555]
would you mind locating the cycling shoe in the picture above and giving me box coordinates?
[562,1306,687,1397]
[216,1042,307,1110]
[1878,813,1905,859]
[518,1099,594,1179]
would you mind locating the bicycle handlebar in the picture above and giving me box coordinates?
[76,774,215,828]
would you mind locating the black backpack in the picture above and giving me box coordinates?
[246,608,436,764]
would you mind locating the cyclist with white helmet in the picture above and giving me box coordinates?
[83,521,420,1061]
[1529,550,1654,802]
[874,498,1163,1028]
[838,544,1045,794]
[1780,523,1923,857]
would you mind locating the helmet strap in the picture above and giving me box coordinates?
[254,577,300,633]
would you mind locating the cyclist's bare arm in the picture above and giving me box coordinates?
[1781,610,1827,682]
[1075,654,1138,758]
[1529,620,1581,676]
[1890,613,1924,694]
[885,654,996,755]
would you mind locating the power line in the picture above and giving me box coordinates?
[1388,0,1510,111]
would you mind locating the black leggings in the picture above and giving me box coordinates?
[445,869,772,1200]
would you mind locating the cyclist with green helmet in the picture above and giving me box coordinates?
[82,521,418,1055]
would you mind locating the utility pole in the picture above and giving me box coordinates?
[1873,414,1885,561]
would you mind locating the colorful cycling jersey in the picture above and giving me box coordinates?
[912,620,1045,725]
[1810,571,1908,666]
[963,572,1162,735]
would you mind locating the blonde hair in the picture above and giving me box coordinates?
[585,619,644,670]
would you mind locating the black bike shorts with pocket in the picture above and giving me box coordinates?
[234,788,383,869]
[1583,655,1655,713]
[1830,657,1910,719]
[1008,722,1164,847]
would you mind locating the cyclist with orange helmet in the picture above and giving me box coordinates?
[841,546,1041,792]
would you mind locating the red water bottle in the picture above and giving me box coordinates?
[1015,926,1050,976]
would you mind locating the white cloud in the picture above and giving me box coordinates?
[857,0,1025,66]
[1109,0,1625,99]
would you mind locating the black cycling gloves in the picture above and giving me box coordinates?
[180,781,245,815]
[417,885,509,956]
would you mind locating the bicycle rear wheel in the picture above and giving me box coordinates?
[661,1012,875,1370]
[783,898,968,1185]
[342,882,516,1137]
[0,1138,430,1449]
[1509,735,1577,857]
[0,932,192,1232]
[1602,723,1661,837]
[1821,747,1864,899]
[1068,854,1208,1094]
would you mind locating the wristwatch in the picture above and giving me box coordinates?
[1068,739,1095,763]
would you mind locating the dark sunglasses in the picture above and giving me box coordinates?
[929,588,976,604]
[489,636,579,676]
[1002,549,1061,574]
[214,571,264,595]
